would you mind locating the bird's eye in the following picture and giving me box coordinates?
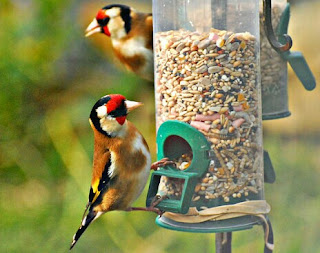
[97,17,110,26]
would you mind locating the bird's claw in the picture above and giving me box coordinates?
[157,209,165,217]
[151,158,176,171]
[150,194,169,207]
[150,195,168,216]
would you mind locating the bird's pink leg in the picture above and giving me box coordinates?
[126,195,168,216]
[151,157,176,171]
[126,206,164,216]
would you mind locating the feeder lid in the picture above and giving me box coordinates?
[278,3,316,91]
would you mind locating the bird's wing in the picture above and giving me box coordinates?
[90,159,112,203]
[72,152,113,249]
[82,151,112,217]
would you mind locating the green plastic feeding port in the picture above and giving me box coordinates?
[146,121,264,233]
[146,120,211,214]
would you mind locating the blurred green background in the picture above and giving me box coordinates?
[0,0,319,252]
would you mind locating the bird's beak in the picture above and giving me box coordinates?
[125,100,143,113]
[85,18,101,37]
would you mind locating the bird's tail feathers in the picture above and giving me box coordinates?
[70,210,100,250]
[82,202,91,220]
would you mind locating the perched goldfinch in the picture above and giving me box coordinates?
[85,4,153,81]
[70,94,169,250]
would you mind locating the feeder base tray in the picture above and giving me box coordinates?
[156,215,262,233]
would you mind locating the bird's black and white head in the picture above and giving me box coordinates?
[89,94,142,137]
[85,4,132,40]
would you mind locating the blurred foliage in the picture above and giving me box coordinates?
[0,0,319,253]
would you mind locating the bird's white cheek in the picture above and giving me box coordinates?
[108,17,127,39]
[96,105,107,118]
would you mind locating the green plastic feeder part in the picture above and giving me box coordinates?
[146,120,211,214]
[155,215,263,234]
[262,3,316,120]
[146,120,270,233]
[278,4,315,91]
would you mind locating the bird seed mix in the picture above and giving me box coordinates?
[155,28,264,205]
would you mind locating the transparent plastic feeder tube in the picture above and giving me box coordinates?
[260,0,289,119]
[154,0,264,209]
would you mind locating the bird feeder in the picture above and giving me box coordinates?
[147,0,271,233]
[261,0,316,120]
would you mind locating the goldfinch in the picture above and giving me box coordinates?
[70,94,169,250]
[85,4,153,81]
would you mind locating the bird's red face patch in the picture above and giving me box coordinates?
[116,116,126,125]
[102,26,111,36]
[106,94,128,125]
[107,94,126,114]
[96,9,111,36]
[96,9,108,21]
